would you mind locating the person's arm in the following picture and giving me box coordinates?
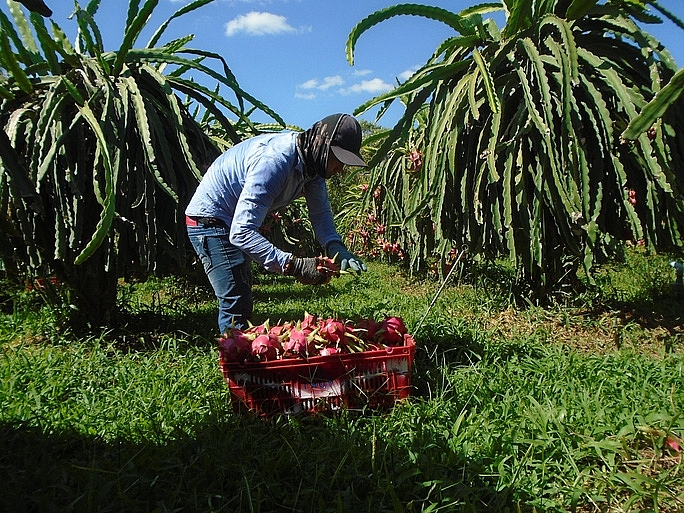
[303,176,341,248]
[229,157,293,273]
[304,177,367,274]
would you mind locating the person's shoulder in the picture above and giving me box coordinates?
[265,130,297,148]
[259,132,298,161]
[238,132,297,178]
[238,131,293,153]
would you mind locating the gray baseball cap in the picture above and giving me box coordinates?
[328,114,367,167]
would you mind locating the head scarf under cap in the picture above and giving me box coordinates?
[297,114,345,179]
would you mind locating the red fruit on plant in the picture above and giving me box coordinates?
[409,149,423,172]
[628,189,637,206]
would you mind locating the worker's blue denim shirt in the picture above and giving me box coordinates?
[185,132,340,273]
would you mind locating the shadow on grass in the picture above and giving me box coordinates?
[0,414,520,513]
[606,289,684,332]
[572,286,684,353]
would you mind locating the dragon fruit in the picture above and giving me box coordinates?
[319,318,348,345]
[301,312,318,334]
[220,315,412,360]
[247,323,268,335]
[354,318,380,342]
[377,316,407,346]
[283,328,315,357]
[269,322,292,339]
[319,347,339,356]
[219,329,252,363]
[251,333,282,361]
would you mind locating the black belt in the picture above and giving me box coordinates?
[186,215,225,227]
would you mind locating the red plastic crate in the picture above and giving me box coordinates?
[219,336,415,416]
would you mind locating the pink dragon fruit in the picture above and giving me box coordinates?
[269,322,292,339]
[319,347,339,356]
[247,323,268,336]
[251,333,281,361]
[219,329,252,363]
[354,318,380,342]
[319,318,348,345]
[301,312,318,334]
[377,316,408,346]
[283,328,314,357]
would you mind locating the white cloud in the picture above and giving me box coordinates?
[295,92,317,100]
[398,68,418,82]
[353,69,373,77]
[299,79,320,90]
[342,78,393,95]
[296,74,396,100]
[318,75,344,90]
[225,11,296,37]
[296,75,345,99]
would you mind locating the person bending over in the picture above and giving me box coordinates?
[185,113,368,332]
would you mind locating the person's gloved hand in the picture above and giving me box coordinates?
[326,241,367,274]
[284,257,329,285]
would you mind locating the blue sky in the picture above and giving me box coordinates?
[4,0,684,129]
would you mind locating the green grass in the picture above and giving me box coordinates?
[1,253,683,512]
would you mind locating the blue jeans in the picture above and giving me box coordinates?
[187,225,253,333]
